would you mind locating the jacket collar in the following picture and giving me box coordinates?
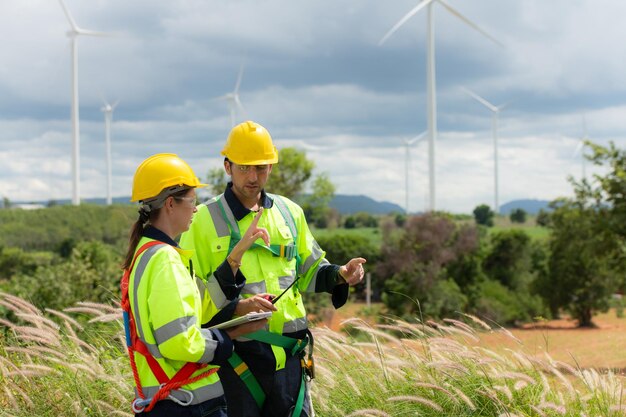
[224,182,274,221]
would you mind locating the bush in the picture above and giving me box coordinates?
[473,204,494,227]
[510,208,527,223]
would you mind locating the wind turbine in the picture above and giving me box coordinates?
[462,87,507,214]
[572,116,589,180]
[379,0,502,212]
[403,132,427,214]
[216,64,246,127]
[57,0,112,205]
[101,100,118,206]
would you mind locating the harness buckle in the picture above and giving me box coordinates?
[304,356,315,380]
[131,398,148,414]
[162,384,195,406]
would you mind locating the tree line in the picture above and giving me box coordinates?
[2,143,626,327]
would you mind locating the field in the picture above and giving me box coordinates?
[329,303,626,372]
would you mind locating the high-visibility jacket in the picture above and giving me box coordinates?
[179,192,330,370]
[127,235,225,404]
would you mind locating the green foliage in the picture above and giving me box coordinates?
[5,241,121,310]
[535,208,551,227]
[343,212,379,229]
[545,199,622,326]
[301,172,336,228]
[378,213,480,320]
[509,208,527,223]
[473,204,494,227]
[266,147,314,198]
[483,229,532,288]
[205,166,228,196]
[0,205,136,251]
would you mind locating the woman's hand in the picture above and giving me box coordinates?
[234,294,277,316]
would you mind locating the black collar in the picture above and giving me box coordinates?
[143,225,179,247]
[224,182,274,221]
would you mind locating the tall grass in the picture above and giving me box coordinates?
[1,292,625,416]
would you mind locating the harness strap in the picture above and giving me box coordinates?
[121,240,217,413]
[227,353,266,408]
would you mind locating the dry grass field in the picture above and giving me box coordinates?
[327,303,626,372]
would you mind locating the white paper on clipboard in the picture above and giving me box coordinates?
[208,311,272,330]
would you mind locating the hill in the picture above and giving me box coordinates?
[10,194,405,215]
[499,199,550,215]
[328,194,404,215]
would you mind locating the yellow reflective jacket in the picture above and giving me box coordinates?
[128,235,224,404]
[179,192,331,369]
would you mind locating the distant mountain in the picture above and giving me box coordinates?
[499,199,550,215]
[329,194,404,215]
[13,194,404,215]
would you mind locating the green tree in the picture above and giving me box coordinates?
[205,167,228,196]
[376,213,479,319]
[302,172,336,228]
[509,208,527,223]
[535,209,551,227]
[473,204,494,227]
[545,199,621,326]
[266,148,314,199]
[1,196,10,209]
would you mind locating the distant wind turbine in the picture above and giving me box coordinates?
[216,64,246,127]
[101,100,118,206]
[462,87,507,214]
[379,0,503,212]
[58,0,113,205]
[572,116,589,180]
[403,132,427,214]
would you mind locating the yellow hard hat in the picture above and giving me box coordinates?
[221,121,279,165]
[131,153,207,202]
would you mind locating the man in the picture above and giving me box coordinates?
[179,120,366,417]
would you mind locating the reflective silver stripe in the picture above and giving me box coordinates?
[283,317,308,333]
[270,194,297,239]
[199,328,218,363]
[136,380,224,405]
[279,273,296,290]
[132,243,166,358]
[195,277,207,304]
[153,316,197,346]
[217,195,240,235]
[206,274,229,309]
[306,258,330,293]
[207,200,230,238]
[242,281,267,295]
[300,241,325,276]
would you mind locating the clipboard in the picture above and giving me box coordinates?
[208,311,272,330]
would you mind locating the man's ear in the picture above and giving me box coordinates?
[224,160,232,176]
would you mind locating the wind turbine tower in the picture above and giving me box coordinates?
[379,0,502,212]
[57,0,112,205]
[101,100,118,206]
[403,132,426,214]
[463,87,506,214]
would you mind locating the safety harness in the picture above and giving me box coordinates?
[216,195,315,416]
[121,240,219,414]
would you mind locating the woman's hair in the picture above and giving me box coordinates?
[121,187,191,270]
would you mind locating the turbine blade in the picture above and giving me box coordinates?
[406,131,427,145]
[378,0,435,46]
[234,63,245,94]
[438,0,504,47]
[58,0,79,31]
[572,140,584,158]
[234,95,245,113]
[461,87,498,112]
[112,100,120,110]
[77,28,115,37]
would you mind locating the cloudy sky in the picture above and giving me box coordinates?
[1,0,624,213]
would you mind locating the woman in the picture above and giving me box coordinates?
[122,153,274,416]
